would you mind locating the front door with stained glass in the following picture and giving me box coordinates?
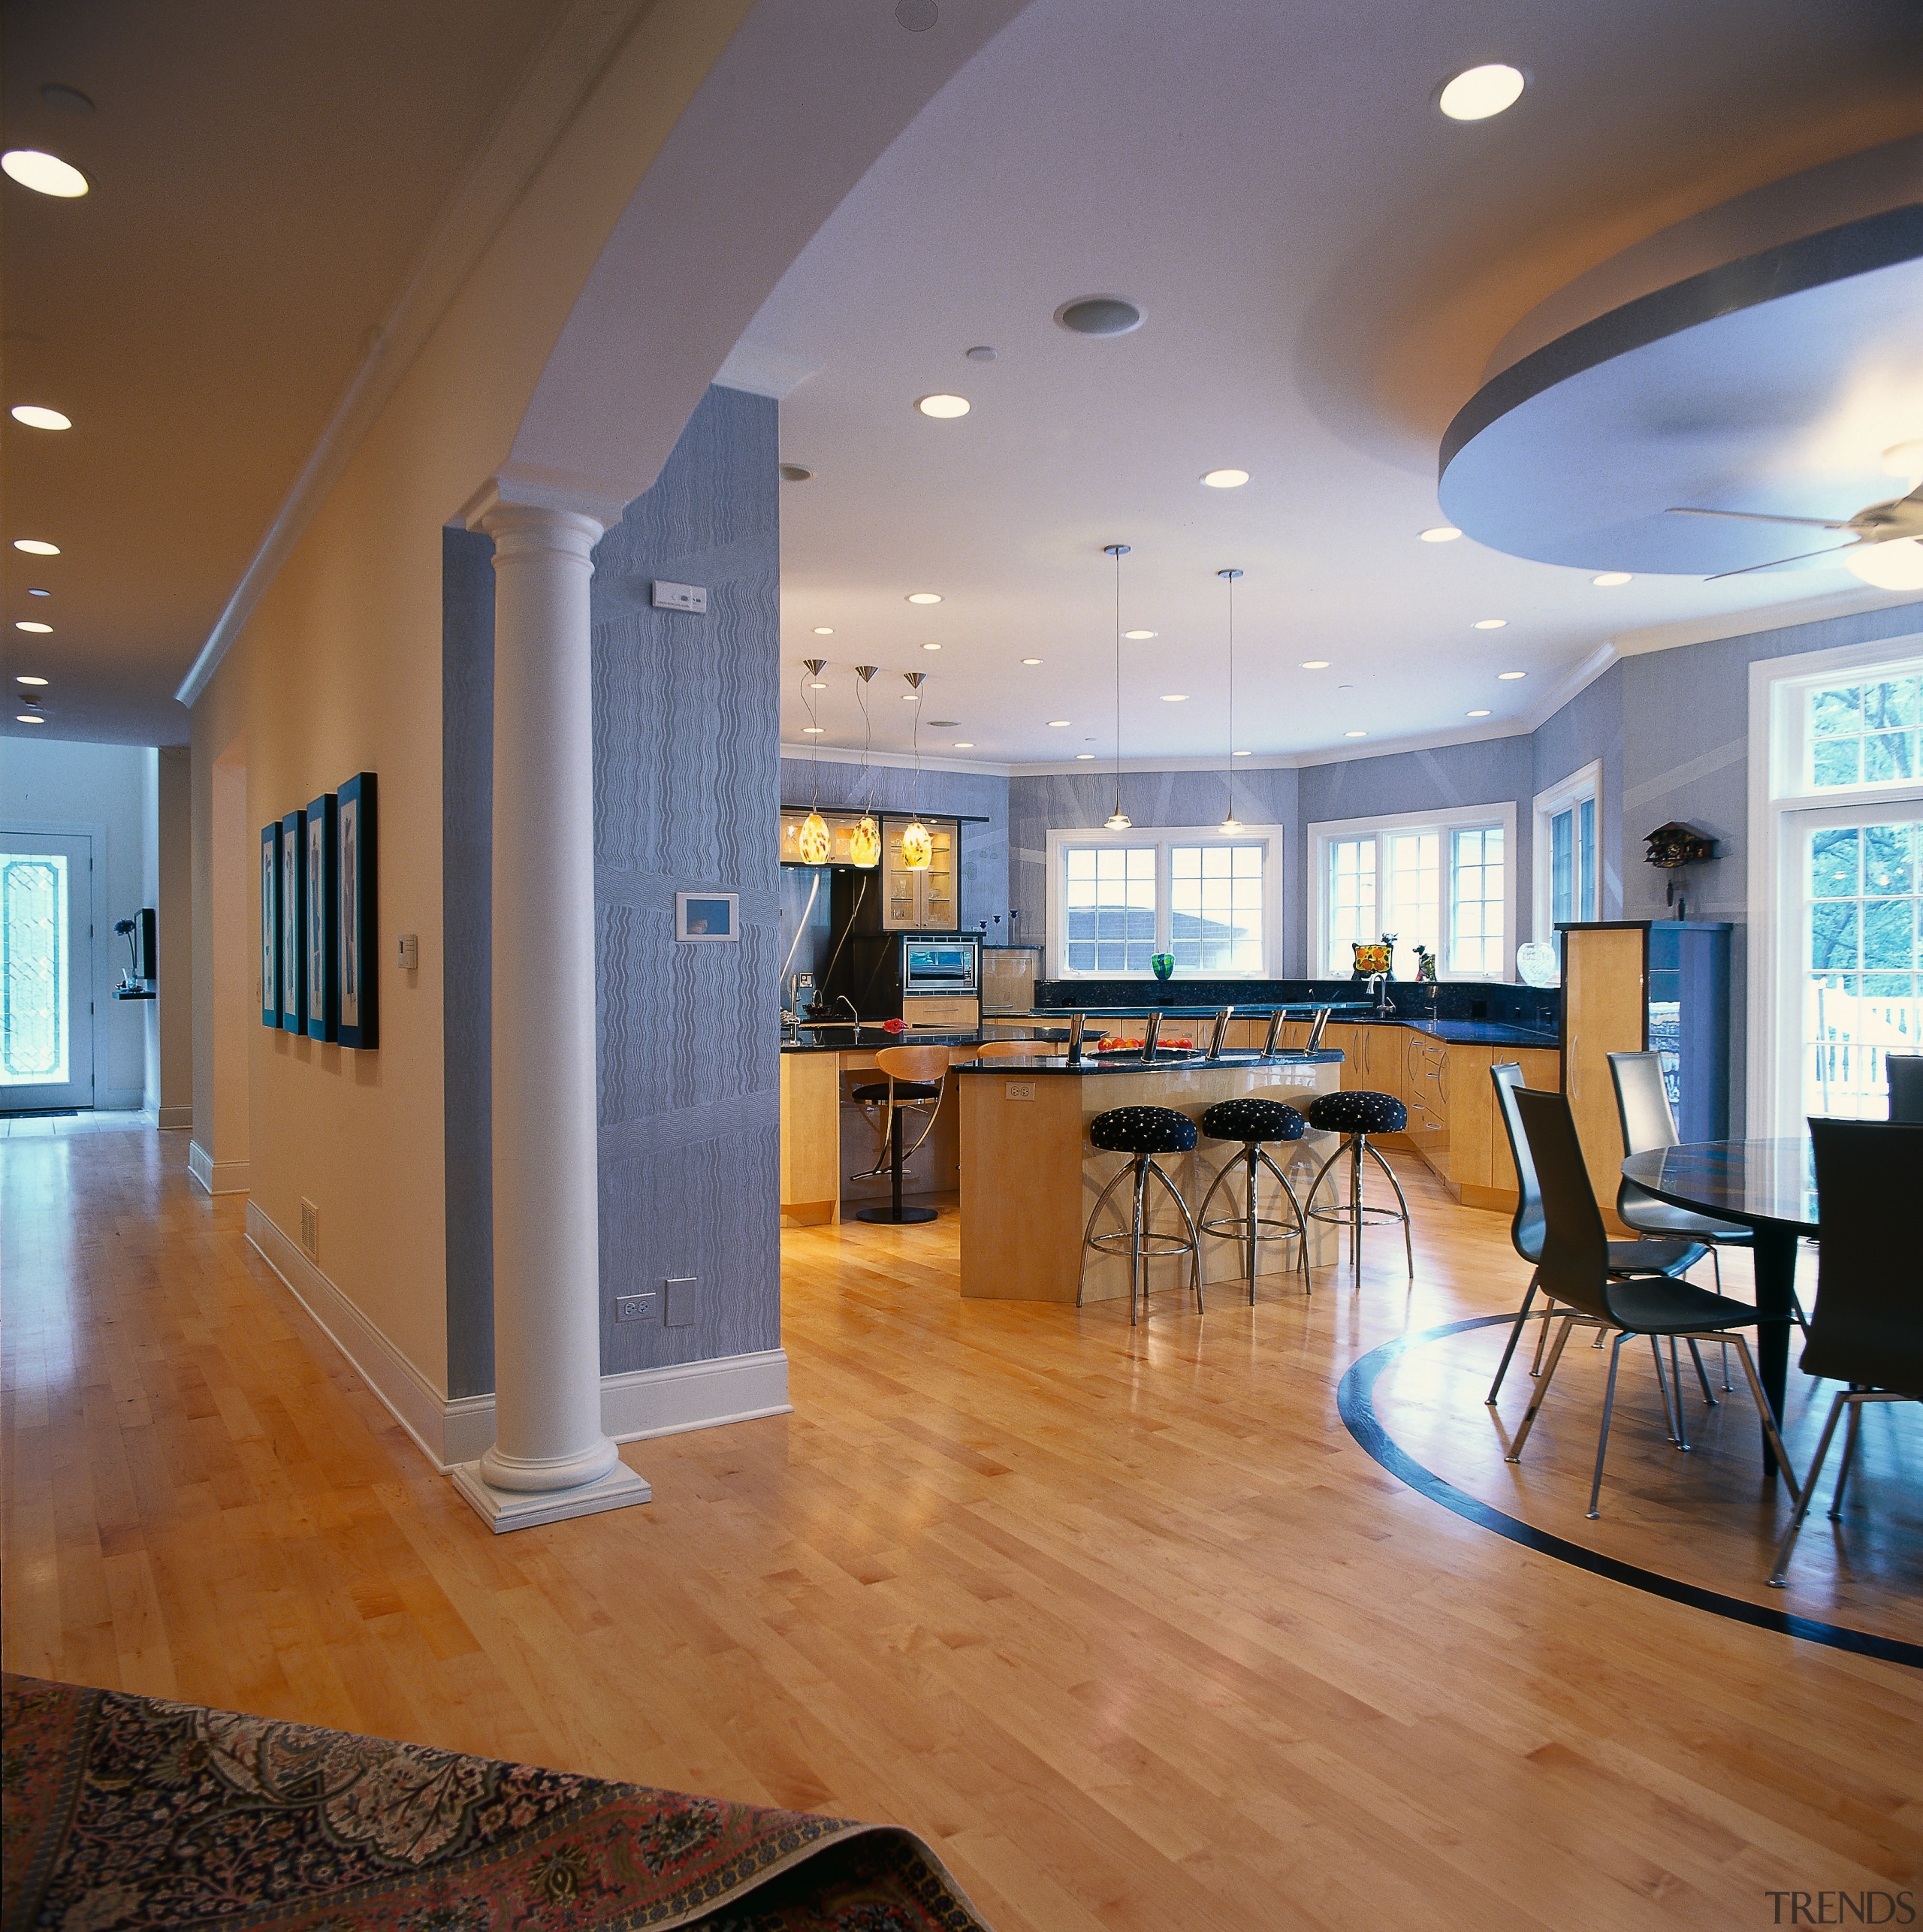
[1,831,95,1111]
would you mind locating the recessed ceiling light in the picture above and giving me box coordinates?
[1437,63,1526,122]
[953,741,974,748]
[1498,670,1527,681]
[901,692,919,701]
[928,720,958,727]
[1467,708,1492,717]
[1233,749,1251,756]
[2,149,89,198]
[17,714,45,724]
[1076,752,1096,759]
[17,675,49,686]
[1301,659,1330,669]
[1473,617,1507,630]
[13,539,59,555]
[1022,657,1043,665]
[965,346,997,361]
[1420,526,1463,543]
[921,641,941,651]
[808,680,827,690]
[777,464,814,483]
[15,620,52,633]
[1201,469,1249,488]
[11,406,71,431]
[811,626,834,635]
[1123,629,1157,640]
[1160,693,1188,702]
[1591,572,1632,587]
[40,85,96,116]
[1048,719,1070,727]
[1055,295,1143,337]
[906,592,942,605]
[802,726,826,734]
[916,394,971,418]
[28,587,49,596]
[1345,730,1367,738]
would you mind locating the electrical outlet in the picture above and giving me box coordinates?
[299,1197,320,1258]
[663,1278,698,1328]
[614,1293,657,1324]
[1004,1081,1036,1101]
[651,580,708,614]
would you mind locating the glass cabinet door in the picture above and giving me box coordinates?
[882,818,960,928]
[923,827,955,928]
[886,827,919,928]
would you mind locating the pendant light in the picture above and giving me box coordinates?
[850,666,882,868]
[899,672,933,868]
[1103,542,1132,828]
[797,660,832,865]
[1218,569,1243,832]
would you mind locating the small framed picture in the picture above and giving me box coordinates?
[261,823,282,1027]
[337,771,377,1049]
[305,794,339,1042]
[675,891,738,942]
[279,809,307,1034]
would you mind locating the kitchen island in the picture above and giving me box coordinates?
[952,1048,1345,1303]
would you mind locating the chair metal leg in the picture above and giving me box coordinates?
[1487,1270,1541,1405]
[1768,1388,1847,1587]
[1653,1335,1684,1450]
[1363,1137,1414,1278]
[1146,1156,1205,1312]
[1686,1339,1718,1406]
[1532,1302,1559,1375]
[1588,1333,1630,1517]
[1254,1145,1311,1293]
[1723,1333,1803,1495]
[1830,1389,1863,1518]
[1244,1149,1260,1298]
[1349,1137,1363,1287]
[1508,1316,1577,1462]
[1719,1342,1732,1391]
[1077,1160,1137,1307]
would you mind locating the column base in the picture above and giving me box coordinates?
[449,1457,652,1533]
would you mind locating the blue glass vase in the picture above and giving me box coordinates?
[1151,954,1175,982]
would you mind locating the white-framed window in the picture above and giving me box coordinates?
[1749,639,1923,1133]
[1045,823,1285,979]
[1532,759,1601,943]
[1308,802,1517,981]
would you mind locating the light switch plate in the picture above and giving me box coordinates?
[663,1277,698,1327]
[651,580,708,614]
[397,933,418,971]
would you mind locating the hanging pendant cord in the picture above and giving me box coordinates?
[1103,542,1131,824]
[1218,568,1243,823]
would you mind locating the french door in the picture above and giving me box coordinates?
[1777,799,1923,1123]
[0,830,95,1110]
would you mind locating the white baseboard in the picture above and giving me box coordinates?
[188,1140,251,1194]
[157,1104,193,1131]
[243,1200,791,1474]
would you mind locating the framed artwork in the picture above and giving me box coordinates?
[336,772,376,1049]
[305,793,338,1042]
[260,823,282,1026]
[675,891,738,942]
[279,808,306,1034]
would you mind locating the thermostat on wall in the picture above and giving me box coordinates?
[651,580,708,614]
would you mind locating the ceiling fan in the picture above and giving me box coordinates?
[1665,475,1923,589]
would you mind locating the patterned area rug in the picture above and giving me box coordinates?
[2,1676,989,1932]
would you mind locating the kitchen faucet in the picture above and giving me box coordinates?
[1366,972,1395,1018]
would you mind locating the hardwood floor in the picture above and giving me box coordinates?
[5,1119,1919,1930]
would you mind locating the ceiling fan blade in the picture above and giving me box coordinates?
[1704,542,1861,581]
[1666,506,1851,530]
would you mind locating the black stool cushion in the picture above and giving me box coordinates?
[1306,1089,1407,1134]
[1200,1097,1306,1143]
[851,1081,942,1103]
[1089,1105,1198,1155]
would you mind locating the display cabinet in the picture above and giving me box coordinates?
[883,816,958,931]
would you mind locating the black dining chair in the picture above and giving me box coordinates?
[1505,1086,1801,1518]
[1768,1118,1923,1587]
[1887,1052,1923,1124]
[1484,1062,1712,1408]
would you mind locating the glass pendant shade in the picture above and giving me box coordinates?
[798,809,832,866]
[850,814,882,868]
[1105,811,1132,829]
[900,819,934,870]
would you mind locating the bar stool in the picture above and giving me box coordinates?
[850,1043,952,1225]
[1195,1097,1310,1297]
[1303,1090,1414,1286]
[1079,1106,1203,1324]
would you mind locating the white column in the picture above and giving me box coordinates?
[451,487,651,1532]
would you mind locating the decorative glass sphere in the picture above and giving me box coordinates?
[850,815,882,868]
[798,810,832,867]
[900,819,934,870]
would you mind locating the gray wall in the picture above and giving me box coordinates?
[780,756,1011,937]
[1531,660,1626,918]
[442,383,783,1396]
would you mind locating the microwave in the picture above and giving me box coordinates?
[841,931,981,1029]
[903,937,980,996]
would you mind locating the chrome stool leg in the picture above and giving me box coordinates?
[1197,1143,1309,1300]
[1362,1137,1414,1278]
[1080,1151,1204,1323]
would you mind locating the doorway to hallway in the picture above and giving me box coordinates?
[0,829,95,1112]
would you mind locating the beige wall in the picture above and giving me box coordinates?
[146,746,194,1127]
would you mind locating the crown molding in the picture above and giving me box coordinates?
[175,0,649,708]
[1603,587,1920,659]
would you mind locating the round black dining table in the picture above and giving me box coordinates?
[1620,1138,1815,1464]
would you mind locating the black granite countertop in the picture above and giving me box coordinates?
[950,1049,1345,1078]
[1041,1008,1556,1048]
[780,1025,1097,1055]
